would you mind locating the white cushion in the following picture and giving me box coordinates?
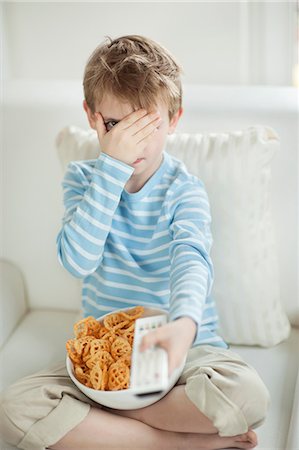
[55,125,290,347]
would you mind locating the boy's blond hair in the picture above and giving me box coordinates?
[83,35,183,120]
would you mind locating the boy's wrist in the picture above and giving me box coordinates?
[174,316,197,341]
[98,151,134,173]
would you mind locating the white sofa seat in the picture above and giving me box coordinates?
[0,309,79,391]
[1,260,298,450]
[233,329,299,450]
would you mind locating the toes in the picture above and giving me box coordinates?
[246,429,258,445]
[235,429,258,445]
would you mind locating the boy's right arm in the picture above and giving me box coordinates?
[56,153,134,278]
[56,109,160,278]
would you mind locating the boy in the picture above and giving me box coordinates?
[0,35,269,450]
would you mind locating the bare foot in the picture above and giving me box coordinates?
[185,429,257,450]
[234,430,258,448]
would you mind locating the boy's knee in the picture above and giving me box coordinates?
[236,371,270,429]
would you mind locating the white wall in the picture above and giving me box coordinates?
[0,2,5,259]
[2,1,297,85]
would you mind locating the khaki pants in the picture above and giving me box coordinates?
[0,345,270,450]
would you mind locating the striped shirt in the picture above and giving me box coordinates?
[56,150,227,348]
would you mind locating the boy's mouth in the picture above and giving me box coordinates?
[133,158,145,165]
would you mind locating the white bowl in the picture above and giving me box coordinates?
[66,307,186,409]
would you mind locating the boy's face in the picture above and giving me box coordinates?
[84,93,183,191]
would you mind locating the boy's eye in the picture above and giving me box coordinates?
[105,120,119,131]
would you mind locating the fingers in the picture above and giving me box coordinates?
[95,108,161,139]
[120,109,149,130]
[134,117,162,145]
[120,110,162,141]
[139,330,179,377]
[130,111,161,134]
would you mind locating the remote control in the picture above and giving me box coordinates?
[130,315,169,396]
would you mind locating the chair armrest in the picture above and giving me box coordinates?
[0,259,28,348]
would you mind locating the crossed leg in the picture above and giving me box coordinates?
[108,384,218,433]
[50,404,257,450]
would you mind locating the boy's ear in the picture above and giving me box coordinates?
[168,107,183,135]
[83,100,97,130]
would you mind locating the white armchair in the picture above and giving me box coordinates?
[1,81,298,450]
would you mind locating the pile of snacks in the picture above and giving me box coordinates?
[66,306,144,391]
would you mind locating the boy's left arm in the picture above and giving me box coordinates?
[140,181,214,375]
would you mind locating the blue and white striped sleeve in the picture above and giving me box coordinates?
[168,180,214,340]
[56,152,134,278]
